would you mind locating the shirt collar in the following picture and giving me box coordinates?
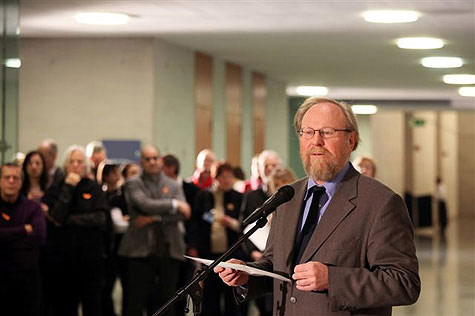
[305,162,350,200]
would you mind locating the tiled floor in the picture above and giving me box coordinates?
[393,218,475,316]
[113,219,475,316]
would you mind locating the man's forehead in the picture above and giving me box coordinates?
[142,148,158,157]
[2,166,21,175]
[303,102,345,124]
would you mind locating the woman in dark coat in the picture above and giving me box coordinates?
[47,145,108,316]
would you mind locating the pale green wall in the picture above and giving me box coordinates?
[241,67,253,178]
[18,38,289,179]
[212,58,226,161]
[153,39,195,178]
[19,38,155,156]
[266,77,289,164]
[351,114,372,160]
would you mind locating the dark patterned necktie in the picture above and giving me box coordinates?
[293,186,327,266]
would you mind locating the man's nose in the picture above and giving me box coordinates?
[310,131,325,146]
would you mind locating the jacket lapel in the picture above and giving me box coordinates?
[281,178,308,271]
[300,166,359,263]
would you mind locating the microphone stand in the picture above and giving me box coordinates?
[153,214,270,316]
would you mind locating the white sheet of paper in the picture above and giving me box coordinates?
[243,221,270,252]
[184,255,291,283]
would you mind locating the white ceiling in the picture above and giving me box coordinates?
[20,0,475,108]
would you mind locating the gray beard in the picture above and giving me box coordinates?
[303,155,338,182]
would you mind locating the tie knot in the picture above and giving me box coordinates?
[305,185,326,201]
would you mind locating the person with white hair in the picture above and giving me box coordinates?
[46,145,108,316]
[191,149,216,189]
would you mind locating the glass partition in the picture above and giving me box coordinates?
[0,0,20,164]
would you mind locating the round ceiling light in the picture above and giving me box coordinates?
[397,37,444,49]
[421,57,463,68]
[363,10,419,23]
[75,12,130,25]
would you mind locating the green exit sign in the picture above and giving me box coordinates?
[410,118,425,127]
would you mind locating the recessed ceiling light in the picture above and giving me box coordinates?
[397,37,444,49]
[458,87,475,97]
[5,58,21,68]
[351,104,378,115]
[295,86,328,96]
[443,74,475,85]
[75,12,129,25]
[363,10,419,23]
[421,57,463,68]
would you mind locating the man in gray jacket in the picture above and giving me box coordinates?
[119,145,191,316]
[215,98,420,316]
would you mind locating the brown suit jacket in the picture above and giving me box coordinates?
[246,165,420,316]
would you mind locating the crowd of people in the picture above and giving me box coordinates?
[2,97,421,316]
[1,138,301,316]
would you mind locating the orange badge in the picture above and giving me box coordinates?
[82,193,92,200]
[162,186,169,194]
[226,203,235,211]
[1,212,10,221]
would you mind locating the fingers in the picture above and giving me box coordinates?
[292,261,329,292]
[177,201,191,219]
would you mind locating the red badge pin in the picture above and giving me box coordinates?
[1,212,10,221]
[162,186,169,194]
[82,193,92,200]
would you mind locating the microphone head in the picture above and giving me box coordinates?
[275,184,295,203]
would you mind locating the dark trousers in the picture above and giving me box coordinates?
[48,244,104,316]
[175,259,196,316]
[202,267,241,316]
[0,269,41,316]
[125,256,180,316]
[254,293,273,316]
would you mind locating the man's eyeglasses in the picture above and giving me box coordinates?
[297,127,352,139]
[143,156,160,162]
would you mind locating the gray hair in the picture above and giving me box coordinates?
[258,149,282,180]
[85,141,106,159]
[39,139,58,155]
[293,97,360,151]
[62,145,90,175]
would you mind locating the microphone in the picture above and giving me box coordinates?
[243,185,295,226]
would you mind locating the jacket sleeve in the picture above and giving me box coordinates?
[65,182,108,228]
[48,182,75,225]
[126,179,176,215]
[327,194,421,311]
[0,202,46,245]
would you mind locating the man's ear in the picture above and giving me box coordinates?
[348,132,357,151]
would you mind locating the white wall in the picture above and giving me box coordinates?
[19,38,155,157]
